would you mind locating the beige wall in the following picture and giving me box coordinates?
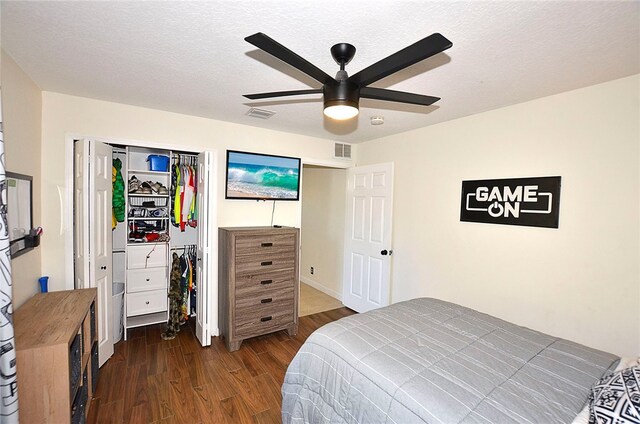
[1,51,42,308]
[358,74,640,357]
[41,92,349,294]
[11,60,640,357]
[300,166,346,299]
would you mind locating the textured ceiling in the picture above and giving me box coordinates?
[2,1,639,143]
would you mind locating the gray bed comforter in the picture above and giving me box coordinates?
[282,298,618,424]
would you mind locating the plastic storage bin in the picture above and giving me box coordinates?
[147,155,170,172]
[112,282,125,342]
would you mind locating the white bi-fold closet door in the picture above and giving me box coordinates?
[74,139,216,366]
[195,151,214,344]
[74,139,114,366]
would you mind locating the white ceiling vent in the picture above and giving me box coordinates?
[334,142,352,160]
[245,107,275,119]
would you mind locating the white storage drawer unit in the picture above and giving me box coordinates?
[127,244,168,269]
[120,146,180,340]
[126,267,167,293]
[127,289,167,317]
[124,242,169,332]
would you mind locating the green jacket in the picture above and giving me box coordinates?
[112,158,125,224]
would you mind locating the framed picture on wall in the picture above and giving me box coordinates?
[6,172,35,257]
[460,176,561,228]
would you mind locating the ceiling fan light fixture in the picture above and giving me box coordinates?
[323,83,359,120]
[324,103,359,120]
[243,32,452,120]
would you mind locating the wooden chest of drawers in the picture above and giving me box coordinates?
[219,226,299,351]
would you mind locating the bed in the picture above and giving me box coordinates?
[282,298,619,424]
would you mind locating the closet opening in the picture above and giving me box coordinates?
[72,138,216,366]
[299,164,346,316]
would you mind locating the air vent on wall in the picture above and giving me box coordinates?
[334,142,352,159]
[245,107,276,119]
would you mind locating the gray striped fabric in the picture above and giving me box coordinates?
[282,298,618,424]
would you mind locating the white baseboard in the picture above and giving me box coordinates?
[300,276,343,301]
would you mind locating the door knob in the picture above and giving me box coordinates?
[381,250,393,256]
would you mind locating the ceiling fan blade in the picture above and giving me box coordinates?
[348,33,452,87]
[243,89,323,100]
[245,33,334,84]
[360,87,440,106]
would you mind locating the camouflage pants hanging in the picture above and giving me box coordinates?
[161,253,182,340]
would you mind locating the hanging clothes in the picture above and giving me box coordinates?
[179,246,197,321]
[112,166,117,230]
[178,163,185,231]
[170,245,198,320]
[188,164,198,228]
[181,164,195,232]
[170,155,198,231]
[186,245,197,315]
[161,253,183,340]
[170,161,179,228]
[173,162,182,228]
[179,253,188,320]
[112,157,125,229]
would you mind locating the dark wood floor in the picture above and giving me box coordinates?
[88,307,355,424]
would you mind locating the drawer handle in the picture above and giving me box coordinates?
[261,298,272,304]
[261,261,272,266]
[260,280,273,285]
[261,242,273,247]
[260,316,272,322]
[145,301,150,305]
[146,278,150,281]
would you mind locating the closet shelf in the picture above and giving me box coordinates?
[128,193,170,198]
[128,169,170,175]
[117,145,200,343]
[125,312,167,329]
[128,196,170,208]
[126,241,169,246]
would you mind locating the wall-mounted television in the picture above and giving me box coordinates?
[225,150,301,201]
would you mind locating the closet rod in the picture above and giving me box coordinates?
[170,244,197,251]
[171,150,198,156]
[171,153,198,166]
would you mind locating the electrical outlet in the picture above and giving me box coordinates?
[310,266,314,275]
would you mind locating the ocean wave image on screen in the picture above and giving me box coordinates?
[227,163,299,199]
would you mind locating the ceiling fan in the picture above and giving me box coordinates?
[243,32,453,120]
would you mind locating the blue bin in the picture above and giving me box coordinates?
[147,155,170,172]
[38,276,49,293]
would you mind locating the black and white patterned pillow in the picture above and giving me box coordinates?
[589,365,640,424]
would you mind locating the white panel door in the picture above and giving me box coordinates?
[74,139,114,366]
[92,140,114,366]
[196,151,216,346]
[74,141,89,290]
[343,163,394,312]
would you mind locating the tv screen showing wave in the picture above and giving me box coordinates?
[225,150,301,201]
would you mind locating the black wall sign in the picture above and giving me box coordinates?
[460,176,561,228]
